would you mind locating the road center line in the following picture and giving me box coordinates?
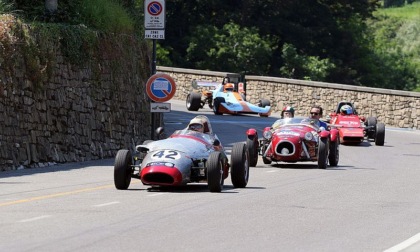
[94,201,120,207]
[18,215,51,223]
[0,184,115,207]
[384,232,420,252]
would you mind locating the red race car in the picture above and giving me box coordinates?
[327,101,385,146]
[246,117,340,169]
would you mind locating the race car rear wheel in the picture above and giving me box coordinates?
[114,149,133,190]
[258,99,271,117]
[186,92,202,111]
[328,138,339,166]
[366,117,377,139]
[231,142,250,188]
[258,99,271,107]
[375,123,385,146]
[246,136,258,167]
[207,151,224,192]
[317,138,328,169]
[213,97,225,115]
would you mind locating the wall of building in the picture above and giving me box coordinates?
[158,66,420,129]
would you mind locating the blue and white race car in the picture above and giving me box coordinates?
[186,74,271,117]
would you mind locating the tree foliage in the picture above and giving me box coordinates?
[157,0,418,90]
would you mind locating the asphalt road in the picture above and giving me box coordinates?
[1,99,420,252]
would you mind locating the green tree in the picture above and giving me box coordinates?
[185,23,274,75]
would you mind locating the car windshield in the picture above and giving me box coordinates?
[272,117,320,129]
[170,129,214,144]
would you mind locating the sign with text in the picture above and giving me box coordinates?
[144,0,165,29]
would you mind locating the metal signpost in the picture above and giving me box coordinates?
[144,0,169,139]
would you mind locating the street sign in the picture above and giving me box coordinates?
[144,0,165,29]
[146,73,176,102]
[151,102,171,113]
[145,30,165,40]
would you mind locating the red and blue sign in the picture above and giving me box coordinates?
[147,1,163,16]
[146,73,176,102]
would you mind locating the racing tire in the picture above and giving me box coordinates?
[258,99,271,117]
[317,138,328,169]
[366,117,377,139]
[375,123,385,146]
[207,151,224,192]
[213,97,225,115]
[258,99,271,107]
[186,92,202,111]
[231,142,250,188]
[246,136,258,167]
[328,138,339,166]
[114,149,133,190]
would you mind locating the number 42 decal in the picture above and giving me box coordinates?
[152,150,181,160]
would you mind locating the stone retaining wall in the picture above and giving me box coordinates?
[158,66,420,129]
[0,19,158,171]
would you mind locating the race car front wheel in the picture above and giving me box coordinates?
[114,149,133,189]
[213,97,225,115]
[207,151,224,192]
[317,138,328,169]
[375,123,385,146]
[246,136,258,167]
[231,142,250,188]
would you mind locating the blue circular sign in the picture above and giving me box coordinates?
[146,73,176,102]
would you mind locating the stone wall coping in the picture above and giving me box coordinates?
[157,66,420,98]
[157,66,232,78]
[246,75,420,97]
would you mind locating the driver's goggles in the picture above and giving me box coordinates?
[189,124,203,130]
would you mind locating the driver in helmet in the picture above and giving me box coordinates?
[187,116,222,151]
[272,105,295,129]
[224,83,234,92]
[188,121,204,133]
[281,106,295,119]
[340,104,353,115]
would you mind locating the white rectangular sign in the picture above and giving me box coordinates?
[151,102,171,113]
[144,0,165,29]
[145,30,165,40]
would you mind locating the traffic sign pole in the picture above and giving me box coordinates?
[145,0,166,139]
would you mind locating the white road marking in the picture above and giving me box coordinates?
[266,170,279,173]
[384,232,420,252]
[93,201,120,207]
[18,215,51,223]
[147,193,168,197]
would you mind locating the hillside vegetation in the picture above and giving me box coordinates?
[371,2,420,91]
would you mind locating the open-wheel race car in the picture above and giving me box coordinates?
[114,115,250,192]
[327,101,385,146]
[245,117,340,169]
[186,73,271,117]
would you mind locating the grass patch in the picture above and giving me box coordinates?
[376,2,420,20]
[77,0,135,34]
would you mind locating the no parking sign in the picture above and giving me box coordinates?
[145,73,176,102]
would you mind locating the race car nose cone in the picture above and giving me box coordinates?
[141,165,183,185]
